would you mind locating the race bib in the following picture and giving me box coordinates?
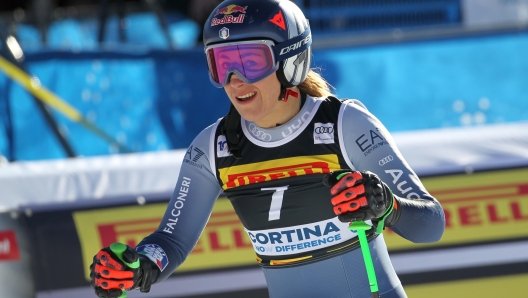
[245,217,362,256]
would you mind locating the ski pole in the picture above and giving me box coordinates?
[349,221,379,298]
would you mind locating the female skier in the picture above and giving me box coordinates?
[90,1,445,297]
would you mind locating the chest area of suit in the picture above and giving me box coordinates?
[216,100,345,190]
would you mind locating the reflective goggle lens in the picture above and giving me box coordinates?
[206,43,275,86]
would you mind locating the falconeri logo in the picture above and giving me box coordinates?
[313,123,334,144]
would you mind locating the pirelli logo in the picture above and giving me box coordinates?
[96,218,159,248]
[219,154,341,189]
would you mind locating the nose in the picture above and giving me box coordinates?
[229,74,245,88]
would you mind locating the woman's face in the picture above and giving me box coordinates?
[223,72,283,128]
[213,43,299,128]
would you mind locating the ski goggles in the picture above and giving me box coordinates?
[205,26,312,88]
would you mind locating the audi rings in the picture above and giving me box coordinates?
[379,155,394,166]
[314,126,334,134]
[249,123,272,141]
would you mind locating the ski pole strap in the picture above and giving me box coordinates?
[349,221,380,298]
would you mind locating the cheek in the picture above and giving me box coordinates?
[223,87,236,102]
[256,76,280,99]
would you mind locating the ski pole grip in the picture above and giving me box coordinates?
[109,243,140,269]
[109,243,140,298]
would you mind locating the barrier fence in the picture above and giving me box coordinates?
[2,165,526,297]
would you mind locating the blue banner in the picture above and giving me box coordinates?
[1,32,528,160]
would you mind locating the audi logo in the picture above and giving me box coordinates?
[379,155,394,166]
[314,126,334,134]
[249,123,272,141]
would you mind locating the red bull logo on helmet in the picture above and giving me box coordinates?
[211,4,248,26]
[214,4,247,16]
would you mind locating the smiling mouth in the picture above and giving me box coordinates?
[236,92,256,101]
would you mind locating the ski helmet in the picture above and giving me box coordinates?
[203,0,312,88]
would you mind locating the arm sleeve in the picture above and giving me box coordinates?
[137,124,223,282]
[339,100,445,243]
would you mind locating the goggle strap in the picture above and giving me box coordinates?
[273,26,312,62]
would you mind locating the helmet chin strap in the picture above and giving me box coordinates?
[278,85,299,102]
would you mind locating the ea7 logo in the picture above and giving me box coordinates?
[356,129,384,152]
[356,128,388,156]
[186,146,204,162]
[379,155,394,166]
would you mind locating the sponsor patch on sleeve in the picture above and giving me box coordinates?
[136,244,169,272]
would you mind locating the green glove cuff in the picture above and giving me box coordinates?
[335,171,352,180]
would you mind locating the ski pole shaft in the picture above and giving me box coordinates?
[350,222,379,298]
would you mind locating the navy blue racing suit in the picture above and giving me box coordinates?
[136,95,445,298]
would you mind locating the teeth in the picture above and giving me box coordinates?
[238,92,256,99]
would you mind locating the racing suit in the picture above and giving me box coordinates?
[136,95,445,298]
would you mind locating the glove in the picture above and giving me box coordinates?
[323,170,399,233]
[90,243,153,298]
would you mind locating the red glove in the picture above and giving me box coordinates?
[323,170,398,229]
[90,243,152,298]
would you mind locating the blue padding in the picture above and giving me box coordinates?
[1,31,528,161]
[311,32,528,131]
[16,12,200,52]
[0,72,10,160]
[4,50,227,160]
[296,0,461,32]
